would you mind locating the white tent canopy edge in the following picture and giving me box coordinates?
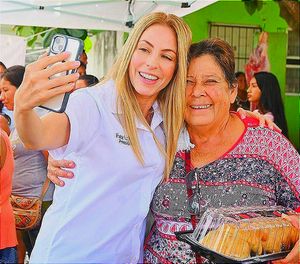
[0,0,218,31]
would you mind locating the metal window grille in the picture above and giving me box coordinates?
[209,23,261,72]
[286,29,300,95]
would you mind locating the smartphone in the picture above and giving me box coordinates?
[39,34,84,113]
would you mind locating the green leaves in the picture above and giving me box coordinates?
[13,26,48,48]
[84,36,93,53]
[65,29,87,40]
[242,0,263,15]
[13,26,98,51]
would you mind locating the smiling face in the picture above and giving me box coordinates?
[0,78,17,110]
[184,54,237,128]
[247,77,261,103]
[129,23,177,105]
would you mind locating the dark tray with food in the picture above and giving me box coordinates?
[175,206,298,263]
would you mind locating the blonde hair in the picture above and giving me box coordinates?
[105,12,191,179]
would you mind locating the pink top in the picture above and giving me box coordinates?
[0,130,17,249]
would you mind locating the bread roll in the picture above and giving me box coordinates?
[199,217,299,259]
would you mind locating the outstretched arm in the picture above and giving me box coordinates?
[14,52,80,150]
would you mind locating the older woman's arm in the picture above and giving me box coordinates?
[47,156,75,186]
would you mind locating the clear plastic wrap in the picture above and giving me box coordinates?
[176,206,299,263]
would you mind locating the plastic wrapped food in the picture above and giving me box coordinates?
[176,206,299,263]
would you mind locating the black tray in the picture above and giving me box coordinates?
[175,230,290,264]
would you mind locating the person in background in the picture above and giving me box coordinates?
[0,129,17,263]
[0,62,14,132]
[0,101,10,135]
[231,71,250,111]
[13,12,192,263]
[143,38,300,264]
[0,65,54,263]
[77,61,86,76]
[77,49,88,76]
[247,71,289,138]
[0,61,7,76]
[80,49,88,66]
[75,74,99,90]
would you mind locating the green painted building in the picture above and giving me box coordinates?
[183,0,299,149]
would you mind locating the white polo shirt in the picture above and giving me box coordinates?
[30,80,165,263]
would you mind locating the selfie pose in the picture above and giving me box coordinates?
[14,12,191,263]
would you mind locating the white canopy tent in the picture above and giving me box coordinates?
[0,0,217,31]
[0,0,218,76]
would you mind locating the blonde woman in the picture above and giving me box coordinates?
[13,12,191,263]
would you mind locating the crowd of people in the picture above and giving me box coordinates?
[0,11,299,264]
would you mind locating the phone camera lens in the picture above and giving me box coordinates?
[55,37,61,44]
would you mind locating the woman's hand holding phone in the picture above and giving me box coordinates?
[15,52,80,113]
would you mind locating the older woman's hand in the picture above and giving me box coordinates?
[47,155,76,187]
[272,214,300,264]
[237,108,281,131]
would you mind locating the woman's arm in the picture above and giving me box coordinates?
[14,52,80,150]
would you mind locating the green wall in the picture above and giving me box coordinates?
[184,0,299,148]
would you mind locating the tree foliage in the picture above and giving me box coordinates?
[242,0,299,31]
[13,26,102,51]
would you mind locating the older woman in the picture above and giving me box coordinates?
[144,38,300,263]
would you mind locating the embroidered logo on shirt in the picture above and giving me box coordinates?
[116,133,131,146]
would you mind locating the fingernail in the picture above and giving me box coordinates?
[59,181,64,187]
[73,61,80,66]
[67,172,73,177]
[69,162,76,168]
[281,213,290,220]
